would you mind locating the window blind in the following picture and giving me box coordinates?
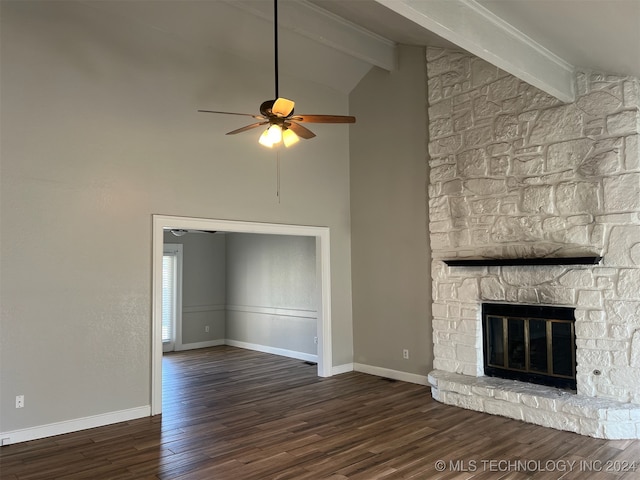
[162,254,176,343]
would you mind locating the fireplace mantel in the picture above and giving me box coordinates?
[443,256,602,267]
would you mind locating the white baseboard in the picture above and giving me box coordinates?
[0,338,310,446]
[0,405,150,446]
[354,363,429,386]
[175,339,225,351]
[331,363,354,375]
[225,339,318,363]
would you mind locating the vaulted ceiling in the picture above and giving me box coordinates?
[83,0,640,102]
[312,0,640,101]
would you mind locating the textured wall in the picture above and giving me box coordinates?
[426,47,640,404]
[0,1,353,434]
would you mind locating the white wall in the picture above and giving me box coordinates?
[349,45,433,377]
[0,1,354,435]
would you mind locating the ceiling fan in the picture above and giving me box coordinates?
[168,229,217,237]
[198,0,355,148]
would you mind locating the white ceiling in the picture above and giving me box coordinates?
[477,0,640,79]
[311,0,640,101]
[313,0,640,79]
[83,0,640,101]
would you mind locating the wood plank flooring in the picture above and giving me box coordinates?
[1,346,639,479]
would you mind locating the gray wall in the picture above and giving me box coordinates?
[349,45,433,375]
[163,232,317,355]
[225,233,317,355]
[0,1,353,433]
[1,1,432,438]
[163,232,226,345]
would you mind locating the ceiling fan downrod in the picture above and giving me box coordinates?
[273,0,279,100]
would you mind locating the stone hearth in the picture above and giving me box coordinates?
[428,371,640,439]
[426,47,640,439]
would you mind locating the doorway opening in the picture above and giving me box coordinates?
[151,215,332,415]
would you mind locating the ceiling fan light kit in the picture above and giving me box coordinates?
[198,0,355,148]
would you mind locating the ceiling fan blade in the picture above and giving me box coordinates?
[290,114,356,124]
[287,122,316,139]
[226,122,268,135]
[198,109,265,120]
[169,229,217,236]
[272,98,295,117]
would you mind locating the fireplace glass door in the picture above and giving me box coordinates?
[483,303,576,390]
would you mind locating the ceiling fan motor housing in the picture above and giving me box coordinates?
[259,100,276,117]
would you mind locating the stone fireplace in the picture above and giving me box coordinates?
[425,48,640,439]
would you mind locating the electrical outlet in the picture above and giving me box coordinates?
[205,326,210,333]
[314,336,318,344]
[16,395,24,408]
[402,349,409,360]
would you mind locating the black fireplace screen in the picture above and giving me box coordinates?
[482,303,577,390]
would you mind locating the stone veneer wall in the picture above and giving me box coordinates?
[426,47,640,436]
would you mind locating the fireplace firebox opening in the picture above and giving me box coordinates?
[482,303,577,391]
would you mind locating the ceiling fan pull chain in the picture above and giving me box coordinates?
[276,150,281,203]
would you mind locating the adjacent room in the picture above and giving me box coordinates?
[160,228,319,362]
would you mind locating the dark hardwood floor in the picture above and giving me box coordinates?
[1,346,639,479]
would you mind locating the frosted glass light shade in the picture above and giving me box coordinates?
[282,128,299,147]
[266,124,282,143]
[259,129,275,147]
